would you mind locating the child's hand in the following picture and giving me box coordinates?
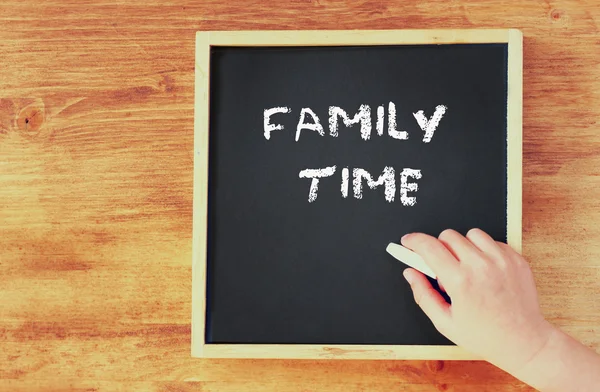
[403,229,600,391]
[401,229,553,372]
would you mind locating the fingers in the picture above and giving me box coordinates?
[466,228,504,258]
[438,229,481,261]
[496,240,518,255]
[496,241,526,266]
[402,233,459,282]
[403,268,451,335]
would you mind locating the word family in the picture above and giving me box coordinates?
[263,102,447,142]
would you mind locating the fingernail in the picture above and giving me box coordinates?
[403,269,413,284]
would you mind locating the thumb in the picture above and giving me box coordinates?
[403,268,452,335]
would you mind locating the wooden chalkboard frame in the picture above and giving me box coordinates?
[192,29,523,360]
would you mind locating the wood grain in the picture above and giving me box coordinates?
[1,0,598,390]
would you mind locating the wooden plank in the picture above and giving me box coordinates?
[191,31,211,358]
[207,29,511,46]
[507,29,524,253]
[202,344,474,360]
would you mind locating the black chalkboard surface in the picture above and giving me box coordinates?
[193,30,522,359]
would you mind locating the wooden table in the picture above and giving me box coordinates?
[1,1,598,390]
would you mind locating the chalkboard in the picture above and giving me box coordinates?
[193,30,522,360]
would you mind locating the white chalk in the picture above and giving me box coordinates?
[296,107,324,142]
[399,168,422,206]
[341,167,349,198]
[386,242,437,279]
[263,106,291,140]
[387,102,408,140]
[413,104,447,143]
[376,105,385,136]
[329,105,372,140]
[352,166,396,202]
[299,166,336,202]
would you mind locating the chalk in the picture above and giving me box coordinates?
[299,166,337,202]
[376,105,385,136]
[399,168,422,206]
[413,104,447,143]
[352,166,396,202]
[329,105,372,140]
[264,106,291,140]
[387,102,408,140]
[386,242,437,279]
[341,167,349,198]
[296,107,324,142]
